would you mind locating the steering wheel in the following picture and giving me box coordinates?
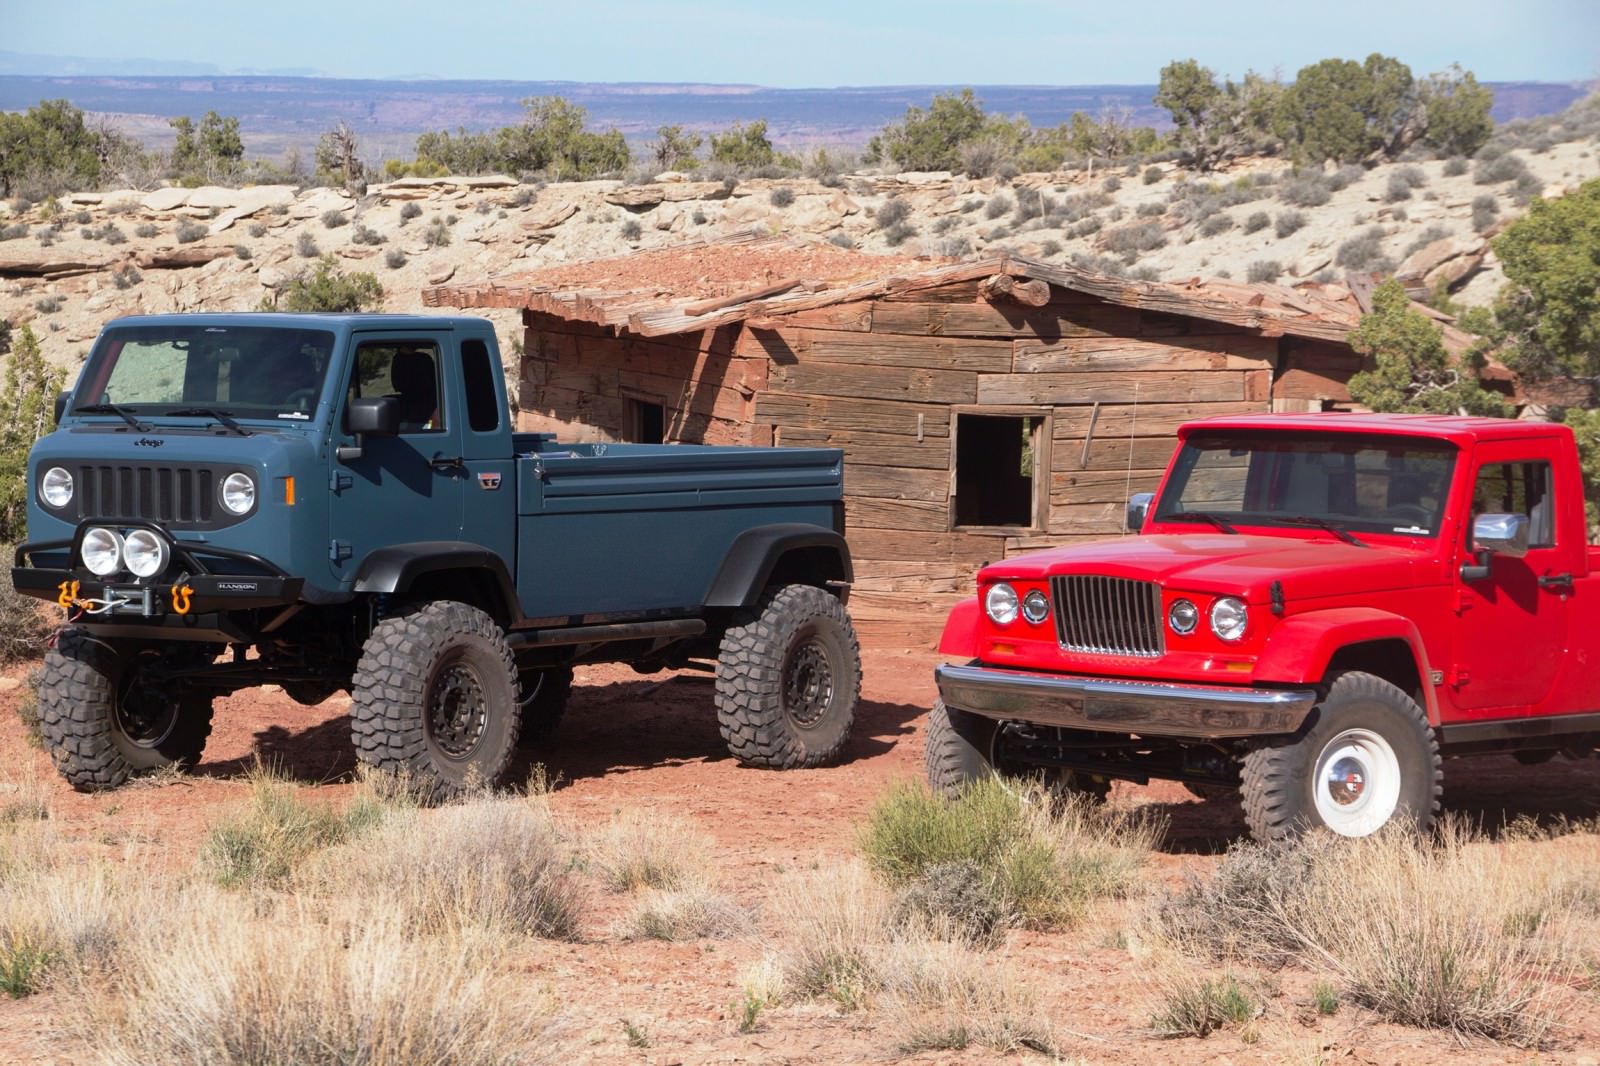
[1388,504,1431,527]
[285,388,317,411]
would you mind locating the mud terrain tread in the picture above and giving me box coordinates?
[715,584,860,769]
[925,698,994,798]
[350,600,520,797]
[37,629,213,792]
[1240,670,1440,840]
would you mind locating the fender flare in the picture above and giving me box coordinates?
[702,524,852,608]
[352,541,521,622]
[937,597,983,657]
[1255,607,1440,725]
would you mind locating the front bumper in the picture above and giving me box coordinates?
[935,663,1318,739]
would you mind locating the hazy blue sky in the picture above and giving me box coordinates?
[5,0,1596,85]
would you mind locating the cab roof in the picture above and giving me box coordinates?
[102,312,487,335]
[1179,412,1571,448]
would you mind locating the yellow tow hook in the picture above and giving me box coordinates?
[56,579,80,610]
[170,584,194,615]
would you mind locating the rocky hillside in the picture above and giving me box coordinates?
[2,139,1596,384]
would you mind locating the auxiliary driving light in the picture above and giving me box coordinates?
[122,528,169,578]
[80,527,124,577]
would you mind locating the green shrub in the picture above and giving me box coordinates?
[983,193,1010,220]
[0,223,26,241]
[1404,224,1450,256]
[1101,219,1167,261]
[1136,201,1165,218]
[399,201,422,223]
[112,266,141,289]
[269,255,383,313]
[828,232,855,249]
[1151,972,1257,1038]
[1243,210,1270,233]
[32,295,60,315]
[1443,155,1469,176]
[1475,153,1529,185]
[294,231,319,258]
[768,185,795,207]
[423,217,450,248]
[134,222,157,238]
[619,218,642,241]
[383,248,406,269]
[320,209,347,229]
[1246,260,1282,283]
[1199,212,1233,236]
[1142,165,1163,185]
[350,224,384,246]
[1327,163,1367,191]
[233,244,251,260]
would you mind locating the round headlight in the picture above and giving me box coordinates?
[1021,589,1050,625]
[1168,598,1199,635]
[122,529,169,578]
[81,527,124,577]
[41,466,74,509]
[220,472,256,515]
[1210,596,1249,642]
[984,582,1020,625]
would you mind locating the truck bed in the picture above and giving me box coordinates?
[512,438,844,620]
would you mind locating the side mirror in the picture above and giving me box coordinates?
[53,391,70,425]
[1126,492,1154,532]
[1460,512,1530,581]
[337,396,399,461]
[1473,512,1530,559]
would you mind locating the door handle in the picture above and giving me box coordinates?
[429,455,465,473]
[1538,572,1573,590]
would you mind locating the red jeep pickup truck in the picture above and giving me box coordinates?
[929,413,1600,839]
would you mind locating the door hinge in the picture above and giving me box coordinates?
[329,540,352,563]
[330,471,353,493]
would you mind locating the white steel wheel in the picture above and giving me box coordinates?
[1312,727,1401,837]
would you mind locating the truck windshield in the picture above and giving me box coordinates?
[1155,431,1458,538]
[73,324,335,421]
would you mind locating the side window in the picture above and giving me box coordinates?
[460,339,501,433]
[349,341,443,434]
[1472,461,1554,547]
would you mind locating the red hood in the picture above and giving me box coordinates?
[981,532,1436,604]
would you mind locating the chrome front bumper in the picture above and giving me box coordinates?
[935,663,1318,739]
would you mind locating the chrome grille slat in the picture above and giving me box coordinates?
[1052,575,1164,658]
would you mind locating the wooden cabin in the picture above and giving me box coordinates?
[423,234,1460,644]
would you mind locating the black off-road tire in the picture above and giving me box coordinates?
[37,630,215,792]
[715,583,860,769]
[350,601,521,798]
[516,665,573,747]
[1240,670,1441,841]
[925,698,1111,801]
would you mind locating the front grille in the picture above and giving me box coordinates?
[74,464,218,527]
[1051,575,1164,658]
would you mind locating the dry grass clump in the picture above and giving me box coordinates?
[1147,821,1595,1046]
[88,904,554,1066]
[0,576,54,665]
[587,807,711,892]
[200,764,382,889]
[762,859,1055,1049]
[1148,963,1261,1038]
[314,794,584,940]
[0,825,151,997]
[860,777,1158,938]
[622,883,752,941]
[877,936,1056,1054]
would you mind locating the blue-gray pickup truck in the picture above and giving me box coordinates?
[12,313,860,795]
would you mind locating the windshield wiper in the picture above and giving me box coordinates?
[74,402,152,432]
[1278,515,1366,547]
[1163,510,1238,534]
[166,408,252,436]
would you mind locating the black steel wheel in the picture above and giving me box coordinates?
[351,601,520,798]
[715,584,861,769]
[37,631,215,792]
